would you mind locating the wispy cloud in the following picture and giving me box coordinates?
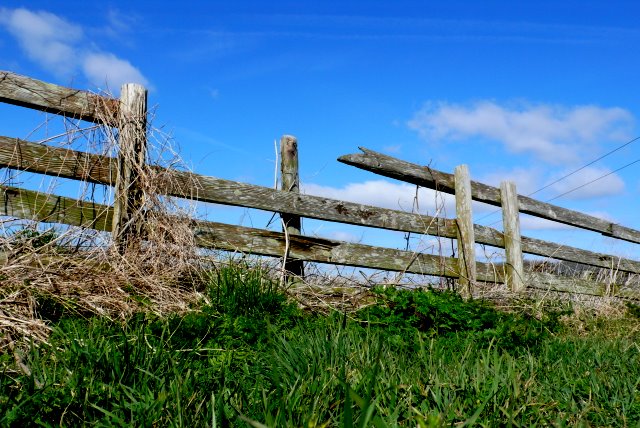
[480,166,625,200]
[242,14,640,45]
[480,167,545,196]
[408,101,634,164]
[303,180,456,217]
[82,53,148,90]
[105,9,136,36]
[520,215,576,231]
[546,166,624,199]
[313,229,362,243]
[383,144,402,154]
[0,7,149,92]
[0,8,82,76]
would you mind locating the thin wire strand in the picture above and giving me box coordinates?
[529,136,640,198]
[475,135,640,225]
[545,157,640,202]
[480,155,640,229]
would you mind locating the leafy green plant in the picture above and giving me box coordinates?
[357,287,565,353]
[2,274,639,427]
[4,228,59,254]
[625,301,640,319]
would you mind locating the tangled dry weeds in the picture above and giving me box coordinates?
[0,101,212,351]
[0,97,637,357]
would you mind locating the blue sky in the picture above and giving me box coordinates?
[1,1,640,260]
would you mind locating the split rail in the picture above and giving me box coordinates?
[1,71,639,299]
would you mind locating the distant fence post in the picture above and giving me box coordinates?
[280,134,304,280]
[454,164,476,297]
[112,83,148,253]
[500,181,525,291]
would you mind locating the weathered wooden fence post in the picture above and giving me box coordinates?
[454,164,476,297]
[112,83,148,253]
[280,134,304,280]
[500,181,525,291]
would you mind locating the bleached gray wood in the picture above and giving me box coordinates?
[6,185,639,300]
[339,147,640,244]
[280,135,304,279]
[112,84,147,252]
[455,165,476,296]
[501,181,525,292]
[0,136,458,234]
[193,220,467,279]
[0,71,118,124]
[3,137,640,274]
[0,136,117,184]
[525,271,640,300]
[1,186,112,231]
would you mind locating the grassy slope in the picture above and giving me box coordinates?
[1,265,639,427]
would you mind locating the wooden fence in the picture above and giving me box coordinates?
[1,71,639,299]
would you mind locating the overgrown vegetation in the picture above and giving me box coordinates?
[1,264,639,427]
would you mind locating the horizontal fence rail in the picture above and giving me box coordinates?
[5,185,637,300]
[2,137,639,275]
[0,71,118,124]
[1,186,112,231]
[339,147,640,244]
[1,71,639,301]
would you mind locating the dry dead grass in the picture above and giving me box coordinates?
[0,97,210,351]
[1,90,637,355]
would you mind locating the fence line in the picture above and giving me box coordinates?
[3,136,639,275]
[339,147,640,244]
[0,71,118,124]
[1,70,640,300]
[4,185,637,300]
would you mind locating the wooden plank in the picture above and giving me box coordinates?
[0,184,469,281]
[0,138,458,235]
[338,147,640,244]
[476,227,640,275]
[1,186,112,231]
[191,222,640,300]
[112,84,148,251]
[0,71,118,124]
[3,138,640,274]
[280,134,304,279]
[0,136,117,184]
[454,165,476,295]
[5,186,638,300]
[526,271,640,300]
[190,220,520,282]
[501,181,525,292]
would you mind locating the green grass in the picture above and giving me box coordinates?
[1,264,639,427]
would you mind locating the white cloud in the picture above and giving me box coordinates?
[585,211,616,223]
[0,8,82,76]
[480,165,624,200]
[480,167,544,196]
[106,9,135,35]
[83,53,149,90]
[383,144,402,154]
[303,180,456,217]
[520,215,576,231]
[408,101,634,164]
[546,166,624,199]
[0,7,149,92]
[316,230,361,243]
